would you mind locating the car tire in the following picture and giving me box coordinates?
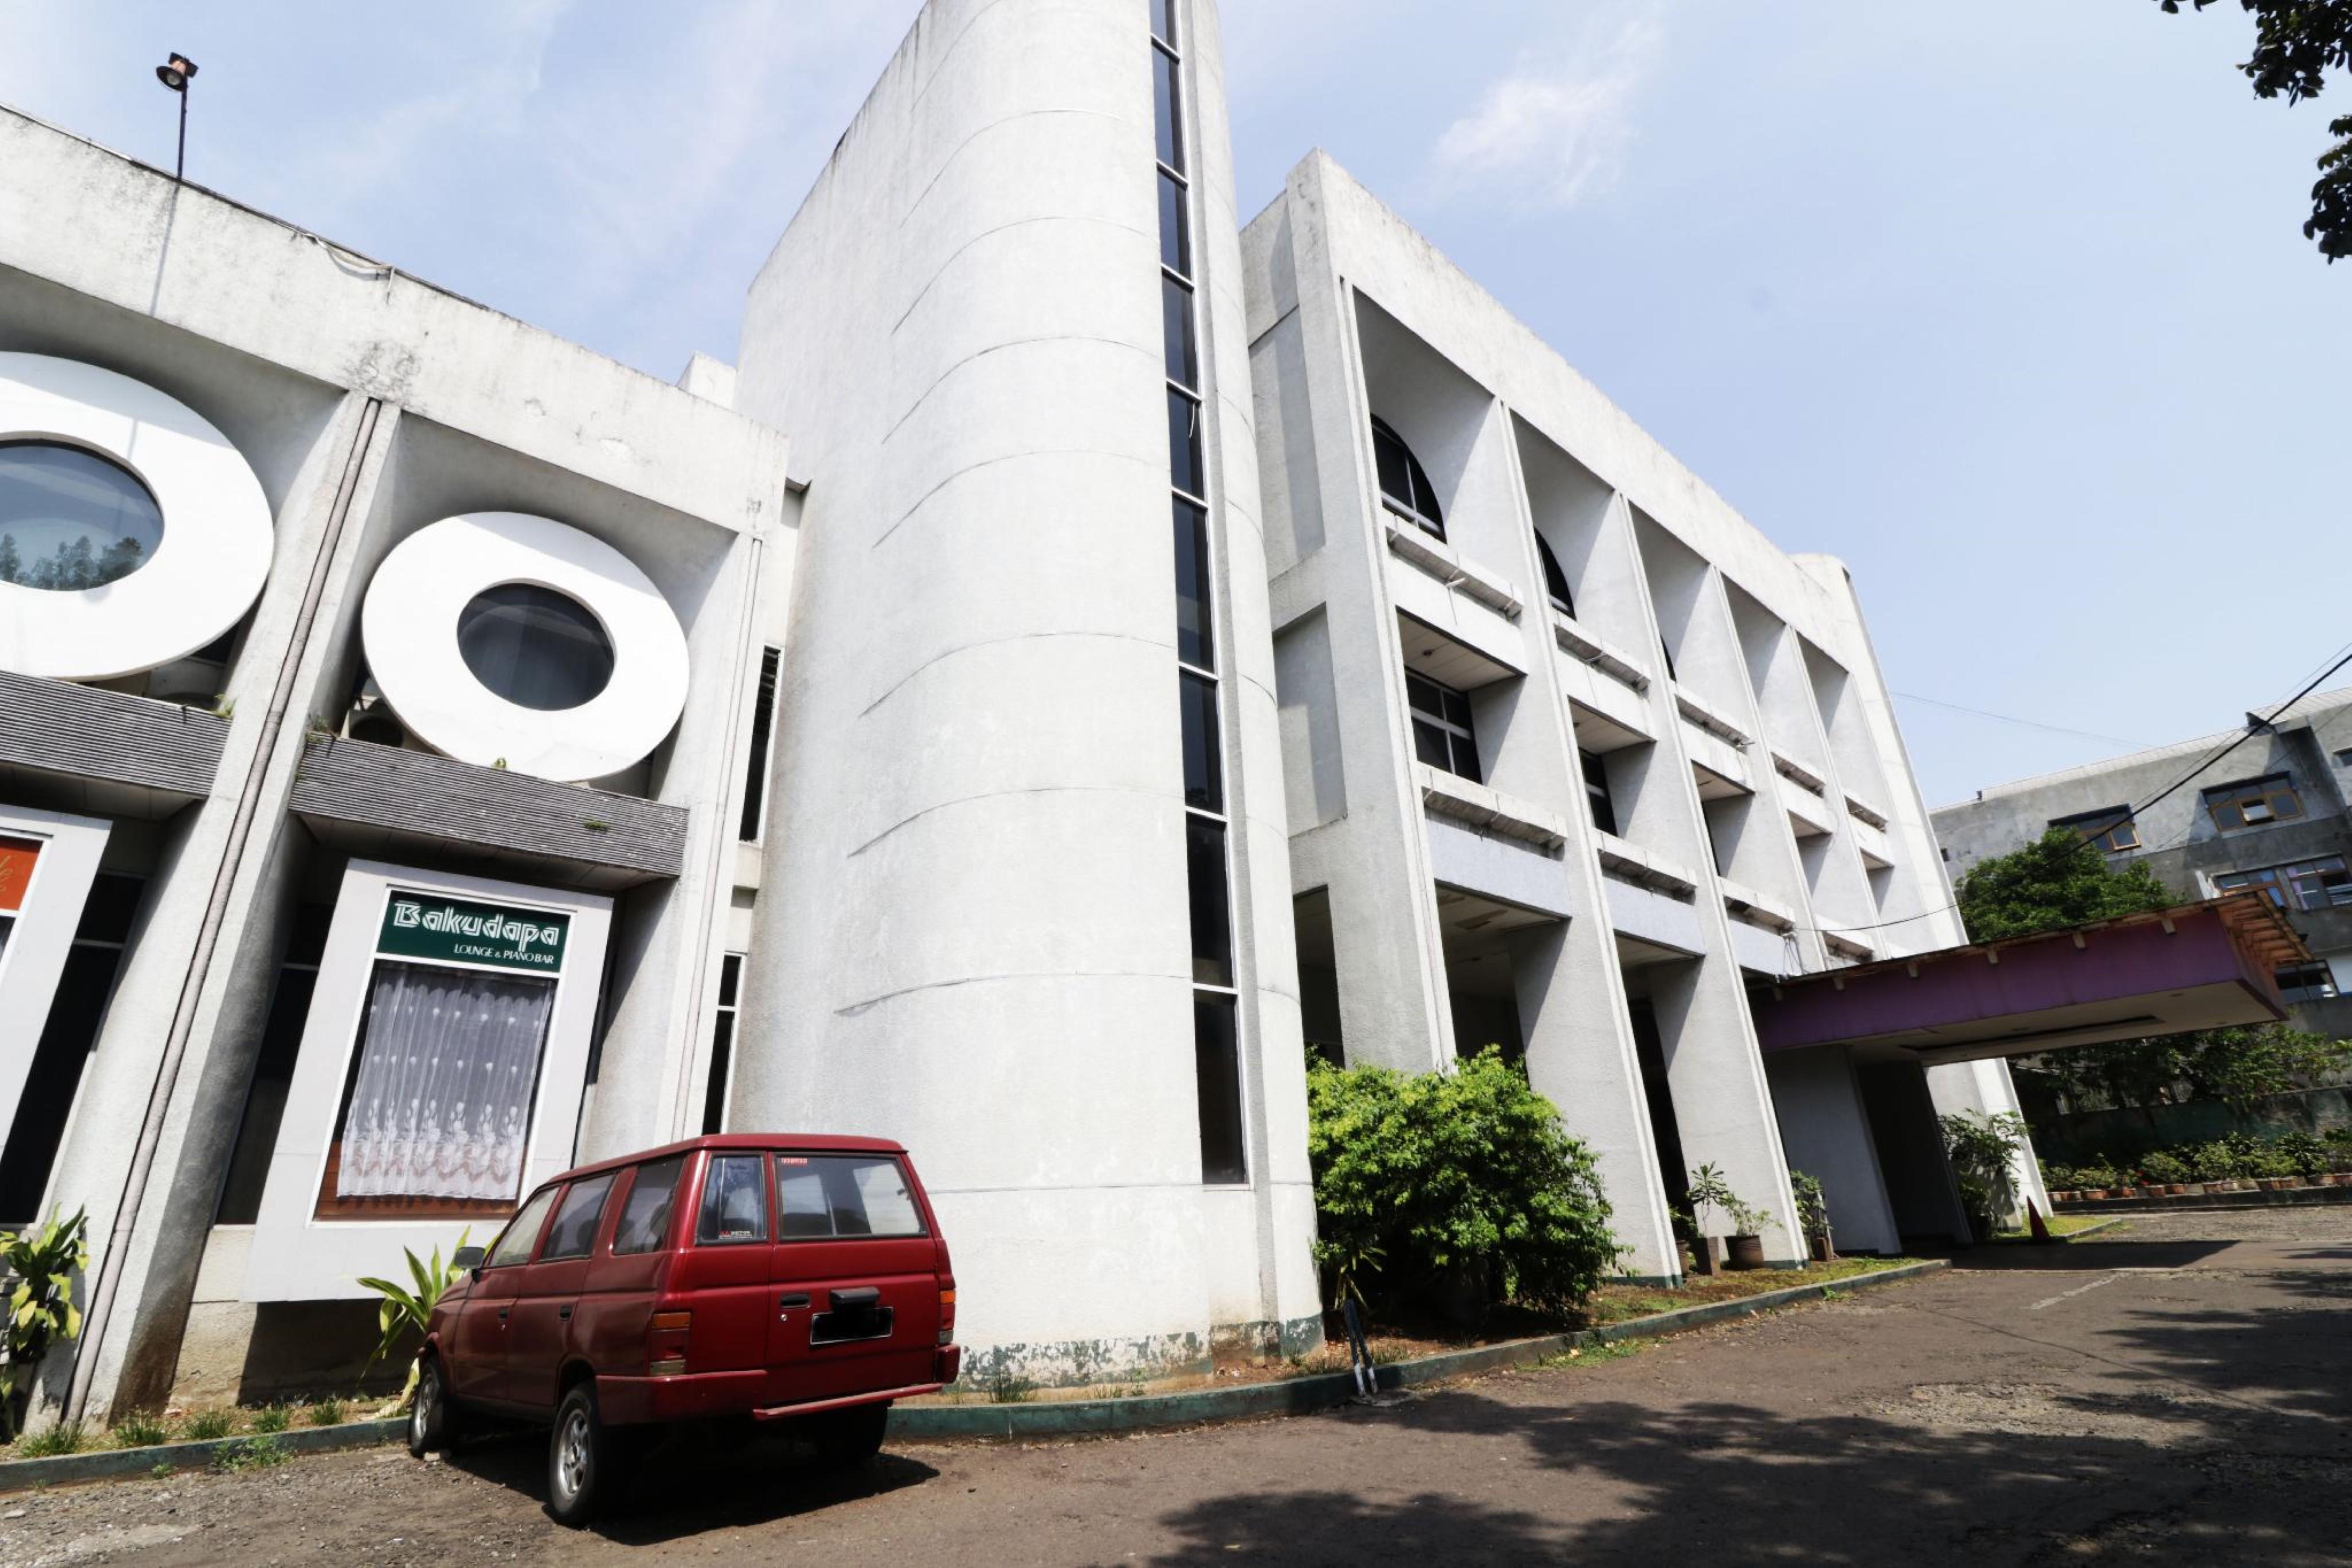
[547,1383,610,1527]
[810,1401,890,1469]
[408,1356,461,1457]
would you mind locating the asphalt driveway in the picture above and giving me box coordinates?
[7,1206,2352,1566]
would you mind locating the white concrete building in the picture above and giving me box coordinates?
[0,0,2042,1420]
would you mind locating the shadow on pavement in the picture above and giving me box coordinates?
[1947,1240,2237,1271]
[444,1421,939,1544]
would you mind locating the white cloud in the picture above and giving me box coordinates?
[1430,12,1665,212]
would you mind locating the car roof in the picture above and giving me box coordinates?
[540,1132,908,1189]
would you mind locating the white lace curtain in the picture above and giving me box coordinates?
[336,960,556,1202]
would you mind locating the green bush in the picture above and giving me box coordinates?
[2274,1131,2328,1177]
[2068,1160,2119,1190]
[111,1411,173,1448]
[16,1420,86,1457]
[183,1409,235,1441]
[2139,1150,2191,1185]
[250,1403,291,1434]
[2185,1141,2241,1183]
[1306,1047,1625,1317]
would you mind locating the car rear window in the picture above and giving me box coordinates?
[486,1185,560,1268]
[775,1154,925,1240]
[611,1156,684,1255]
[697,1153,769,1244]
[540,1172,616,1260]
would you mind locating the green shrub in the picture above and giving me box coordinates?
[2274,1131,2328,1176]
[213,1435,287,1473]
[1789,1170,1830,1237]
[306,1398,346,1428]
[1941,1111,2027,1225]
[250,1403,291,1434]
[183,1409,235,1441]
[16,1420,86,1457]
[1307,1047,1625,1316]
[2139,1150,2191,1185]
[2185,1141,2241,1182]
[0,1208,90,1443]
[2039,1162,2078,1191]
[2072,1160,2120,1189]
[111,1411,173,1448]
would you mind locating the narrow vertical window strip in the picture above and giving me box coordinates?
[702,954,742,1136]
[738,647,782,843]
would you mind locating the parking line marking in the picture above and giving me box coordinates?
[2029,1273,2122,1311]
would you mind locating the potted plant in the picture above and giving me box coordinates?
[1682,1164,1741,1275]
[0,1208,89,1442]
[1791,1170,1835,1263]
[1941,1110,2027,1241]
[1687,1163,1771,1270]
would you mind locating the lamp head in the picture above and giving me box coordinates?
[155,54,197,92]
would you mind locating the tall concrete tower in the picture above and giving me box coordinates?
[731,0,1318,1383]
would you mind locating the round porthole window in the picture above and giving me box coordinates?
[0,441,166,591]
[455,583,615,711]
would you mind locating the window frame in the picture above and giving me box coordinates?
[770,1152,931,1243]
[484,1184,561,1270]
[2275,961,2339,1003]
[538,1171,618,1262]
[2050,806,2140,854]
[1580,747,1621,838]
[610,1155,687,1256]
[1405,669,1482,783]
[1369,416,1446,540]
[2203,773,2304,831]
[694,1150,773,1247]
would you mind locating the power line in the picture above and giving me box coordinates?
[1892,691,2148,751]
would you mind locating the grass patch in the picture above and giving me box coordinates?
[183,1410,235,1441]
[1580,1256,1925,1327]
[16,1422,87,1457]
[1995,1214,2116,1241]
[988,1375,1037,1405]
[1535,1339,1645,1370]
[111,1411,174,1449]
[212,1435,288,1473]
[250,1403,292,1434]
[306,1398,347,1427]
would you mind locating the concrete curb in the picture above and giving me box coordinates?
[2055,1185,2352,1215]
[887,1258,1950,1441]
[0,1418,405,1494]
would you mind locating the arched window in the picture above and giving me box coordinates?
[1369,416,1445,540]
[1535,531,1573,618]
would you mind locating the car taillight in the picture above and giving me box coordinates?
[648,1309,691,1376]
[938,1286,956,1346]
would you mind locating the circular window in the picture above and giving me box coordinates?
[455,583,615,711]
[0,440,165,592]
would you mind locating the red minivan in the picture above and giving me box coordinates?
[406,1134,960,1525]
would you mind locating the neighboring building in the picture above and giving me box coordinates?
[0,0,2044,1424]
[1934,686,2352,1043]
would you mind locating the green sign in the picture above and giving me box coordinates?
[378,892,569,974]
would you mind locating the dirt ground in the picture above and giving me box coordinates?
[7,1207,2352,1566]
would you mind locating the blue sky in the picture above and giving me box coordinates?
[4,2,2344,808]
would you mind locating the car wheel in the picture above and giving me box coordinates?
[810,1401,890,1469]
[547,1384,609,1527]
[408,1356,460,1457]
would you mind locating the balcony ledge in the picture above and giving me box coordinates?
[1772,750,1828,796]
[1672,684,1751,749]
[1593,831,1700,900]
[1719,876,1799,934]
[1414,763,1566,853]
[1384,518,1524,620]
[1550,611,1651,693]
[1844,792,1891,830]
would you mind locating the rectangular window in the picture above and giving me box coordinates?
[1180,671,1224,812]
[486,1185,559,1268]
[1405,670,1482,783]
[1174,499,1213,670]
[702,954,742,1135]
[697,1152,769,1245]
[1168,388,1205,499]
[2215,856,2352,913]
[612,1156,685,1255]
[1161,274,1198,391]
[1158,170,1191,278]
[2051,806,2139,854]
[1194,994,1247,1184]
[0,872,145,1224]
[1187,816,1233,987]
[738,646,782,842]
[2204,773,2303,830]
[320,960,556,1216]
[540,1171,617,1260]
[1152,44,1184,172]
[774,1154,927,1241]
[1581,748,1621,837]
[1150,0,1177,49]
[2277,961,2339,1003]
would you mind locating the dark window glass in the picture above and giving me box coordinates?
[775,1154,926,1240]
[1152,45,1184,172]
[1537,533,1574,616]
[456,583,615,712]
[1194,995,1247,1184]
[1158,171,1191,277]
[1162,275,1198,390]
[1187,816,1233,986]
[214,964,315,1225]
[2050,806,2138,854]
[1658,637,1678,683]
[612,1157,685,1254]
[1168,388,1205,499]
[1174,499,1213,669]
[739,647,782,841]
[541,1172,617,1260]
[1581,748,1620,837]
[76,874,144,945]
[487,1186,560,1268]
[1411,719,1452,772]
[701,1012,735,1136]
[0,943,126,1223]
[1369,417,1444,538]
[1150,0,1177,48]
[697,1153,769,1244]
[718,952,740,1008]
[0,441,164,592]
[1181,671,1223,812]
[1404,671,1480,782]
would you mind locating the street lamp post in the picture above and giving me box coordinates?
[154,53,198,182]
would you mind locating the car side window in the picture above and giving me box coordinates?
[774,1154,926,1241]
[539,1172,617,1261]
[611,1157,685,1255]
[486,1186,561,1268]
[696,1153,769,1245]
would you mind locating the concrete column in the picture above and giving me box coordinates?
[1765,1044,1901,1256]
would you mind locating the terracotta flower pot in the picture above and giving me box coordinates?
[1808,1232,1835,1264]
[2083,1188,2109,1200]
[2166,1184,2188,1196]
[1688,1236,1721,1276]
[1725,1234,1767,1271]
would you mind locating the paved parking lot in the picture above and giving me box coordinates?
[7,1207,2352,1566]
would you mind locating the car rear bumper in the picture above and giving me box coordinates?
[595,1370,769,1425]
[749,1382,943,1422]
